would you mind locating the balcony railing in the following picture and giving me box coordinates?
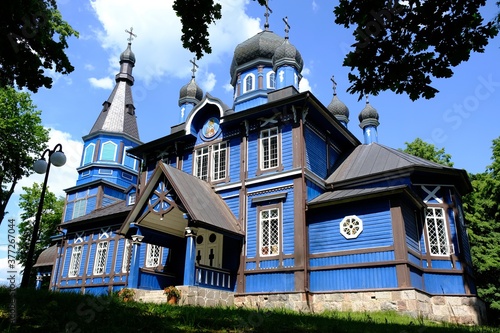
[194,265,233,290]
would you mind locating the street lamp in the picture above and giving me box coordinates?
[20,143,66,288]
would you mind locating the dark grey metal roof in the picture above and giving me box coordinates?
[179,77,203,106]
[327,143,454,185]
[63,200,131,226]
[162,164,243,235]
[327,94,349,123]
[33,245,57,267]
[272,38,304,72]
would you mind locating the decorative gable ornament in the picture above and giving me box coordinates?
[340,215,363,239]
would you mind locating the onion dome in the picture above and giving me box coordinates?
[179,77,203,107]
[272,38,304,72]
[120,43,136,64]
[358,101,379,124]
[230,30,284,85]
[328,94,350,124]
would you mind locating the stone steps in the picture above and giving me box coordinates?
[133,289,168,304]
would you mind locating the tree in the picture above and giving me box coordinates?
[17,183,64,287]
[0,86,50,226]
[0,0,78,92]
[400,138,454,167]
[172,0,497,101]
[463,137,500,322]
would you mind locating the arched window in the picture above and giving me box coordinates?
[267,71,276,89]
[244,74,255,93]
[100,141,117,161]
[83,143,95,165]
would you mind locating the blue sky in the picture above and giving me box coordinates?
[1,0,499,285]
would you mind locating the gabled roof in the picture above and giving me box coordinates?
[326,143,471,193]
[62,200,131,228]
[119,163,243,237]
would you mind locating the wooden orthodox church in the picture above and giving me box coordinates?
[36,13,485,324]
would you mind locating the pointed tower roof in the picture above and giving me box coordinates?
[179,57,203,106]
[327,75,349,125]
[89,28,140,141]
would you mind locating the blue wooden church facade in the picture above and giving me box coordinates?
[37,18,481,321]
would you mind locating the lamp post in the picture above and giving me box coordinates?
[20,144,66,288]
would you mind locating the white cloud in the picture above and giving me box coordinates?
[89,76,114,89]
[299,67,312,93]
[89,0,260,84]
[202,72,217,93]
[85,63,95,71]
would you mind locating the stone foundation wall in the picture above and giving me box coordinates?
[177,286,234,307]
[234,289,487,325]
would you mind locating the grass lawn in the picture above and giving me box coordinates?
[0,287,498,332]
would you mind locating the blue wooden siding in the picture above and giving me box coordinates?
[310,266,398,291]
[259,259,280,269]
[308,200,393,254]
[431,260,453,269]
[408,252,422,267]
[305,125,327,178]
[85,286,108,296]
[328,144,339,173]
[228,137,240,182]
[247,132,258,177]
[62,247,72,278]
[309,251,394,267]
[222,195,240,220]
[282,189,294,255]
[402,203,420,253]
[281,123,293,171]
[409,267,424,289]
[306,179,323,201]
[182,151,193,175]
[424,273,465,294]
[245,272,295,292]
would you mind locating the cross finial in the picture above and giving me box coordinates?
[331,75,337,95]
[283,16,290,39]
[264,0,272,30]
[125,27,137,43]
[365,94,369,104]
[189,57,198,78]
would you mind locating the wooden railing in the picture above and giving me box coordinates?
[194,265,233,290]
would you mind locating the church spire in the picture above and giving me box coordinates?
[358,95,380,144]
[178,57,203,123]
[89,28,139,141]
[327,75,349,127]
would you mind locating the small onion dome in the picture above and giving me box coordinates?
[327,94,349,124]
[272,38,304,72]
[178,77,203,106]
[230,30,284,85]
[120,43,136,64]
[358,102,380,128]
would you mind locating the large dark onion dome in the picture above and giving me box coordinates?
[230,30,284,86]
[272,38,304,73]
[358,100,380,129]
[327,94,349,124]
[120,43,136,64]
[179,76,203,107]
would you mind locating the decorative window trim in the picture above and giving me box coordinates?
[266,71,276,89]
[145,244,161,268]
[193,141,229,183]
[243,73,255,93]
[425,207,451,256]
[98,169,113,175]
[258,204,281,257]
[340,215,363,239]
[100,141,117,161]
[68,245,82,277]
[122,239,131,273]
[83,143,95,165]
[93,241,108,275]
[257,127,282,175]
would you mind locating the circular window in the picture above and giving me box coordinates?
[340,215,363,239]
[209,233,217,243]
[196,235,204,244]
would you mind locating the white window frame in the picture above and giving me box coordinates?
[93,241,108,275]
[211,142,227,181]
[259,206,280,257]
[243,73,255,93]
[128,193,136,206]
[267,71,276,89]
[340,215,363,239]
[68,245,82,277]
[426,207,451,256]
[100,141,117,161]
[83,143,95,165]
[122,239,131,273]
[123,146,137,170]
[72,199,87,219]
[146,244,161,268]
[194,146,209,181]
[260,127,280,171]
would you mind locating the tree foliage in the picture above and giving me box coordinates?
[0,0,78,92]
[17,183,64,287]
[0,86,49,225]
[401,138,454,167]
[463,137,500,320]
[172,0,497,100]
